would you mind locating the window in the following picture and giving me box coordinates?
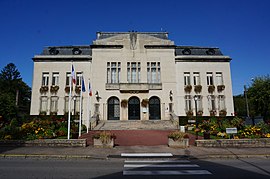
[42,72,49,86]
[184,72,191,86]
[147,62,161,83]
[216,72,223,86]
[107,62,121,83]
[195,95,203,111]
[218,95,226,110]
[40,96,48,113]
[208,95,216,110]
[52,72,59,86]
[66,72,72,86]
[207,72,214,86]
[64,96,69,113]
[185,95,192,111]
[193,72,200,85]
[50,96,58,113]
[127,62,140,83]
[76,72,83,86]
[74,96,81,113]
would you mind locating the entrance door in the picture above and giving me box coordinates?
[107,97,120,120]
[128,97,140,120]
[149,97,161,120]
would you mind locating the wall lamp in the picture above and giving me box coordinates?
[95,91,101,102]
[169,90,173,101]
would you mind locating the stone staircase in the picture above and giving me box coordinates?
[94,120,178,130]
[79,120,181,146]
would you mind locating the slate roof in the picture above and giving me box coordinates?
[96,31,169,40]
[41,46,92,56]
[175,46,223,56]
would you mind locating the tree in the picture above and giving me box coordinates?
[0,63,31,124]
[233,94,247,117]
[247,75,270,120]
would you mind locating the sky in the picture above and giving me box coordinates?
[0,0,269,95]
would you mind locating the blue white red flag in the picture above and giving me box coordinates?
[89,81,92,96]
[72,65,76,85]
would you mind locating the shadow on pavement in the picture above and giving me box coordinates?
[93,156,270,179]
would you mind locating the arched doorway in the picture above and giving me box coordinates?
[128,97,140,120]
[149,96,161,120]
[107,97,120,120]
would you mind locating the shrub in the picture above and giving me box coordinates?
[92,131,116,143]
[168,131,189,141]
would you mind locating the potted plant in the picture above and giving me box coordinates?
[141,98,149,108]
[217,85,225,92]
[219,109,227,117]
[75,86,81,94]
[50,85,59,93]
[208,85,215,93]
[40,86,49,93]
[199,120,211,139]
[186,110,193,117]
[197,110,203,116]
[92,131,116,148]
[65,86,72,93]
[184,85,192,93]
[210,109,216,117]
[168,131,189,148]
[194,85,202,93]
[121,99,128,108]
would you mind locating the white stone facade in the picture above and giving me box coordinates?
[30,32,234,125]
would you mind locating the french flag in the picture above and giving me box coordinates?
[71,64,76,85]
[89,81,92,96]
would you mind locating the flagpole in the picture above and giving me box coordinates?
[67,65,72,139]
[79,76,83,137]
[87,78,90,133]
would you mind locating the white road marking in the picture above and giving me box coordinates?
[121,153,173,157]
[123,170,212,175]
[124,164,199,168]
[125,160,190,163]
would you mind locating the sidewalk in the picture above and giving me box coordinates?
[0,145,269,160]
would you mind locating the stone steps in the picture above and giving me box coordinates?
[94,120,178,130]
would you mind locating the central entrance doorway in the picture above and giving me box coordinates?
[128,97,140,120]
[149,96,161,120]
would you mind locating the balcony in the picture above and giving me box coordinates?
[105,83,162,92]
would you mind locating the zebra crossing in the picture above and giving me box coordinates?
[122,153,212,176]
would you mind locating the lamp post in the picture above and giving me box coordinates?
[244,85,250,118]
[194,95,198,140]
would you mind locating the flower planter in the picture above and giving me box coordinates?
[184,85,192,93]
[168,138,189,148]
[93,138,114,148]
[217,85,225,92]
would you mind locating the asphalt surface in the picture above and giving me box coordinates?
[0,145,270,160]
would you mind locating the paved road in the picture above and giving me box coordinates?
[0,157,269,178]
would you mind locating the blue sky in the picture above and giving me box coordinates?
[0,0,269,95]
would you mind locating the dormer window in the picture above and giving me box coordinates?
[182,48,191,55]
[72,48,82,55]
[49,47,59,55]
[206,49,215,55]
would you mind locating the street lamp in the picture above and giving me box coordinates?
[194,95,198,140]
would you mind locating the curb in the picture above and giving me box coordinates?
[0,154,108,160]
[1,154,270,160]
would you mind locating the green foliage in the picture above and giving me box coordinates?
[247,75,270,120]
[92,131,116,143]
[0,63,31,124]
[168,131,189,141]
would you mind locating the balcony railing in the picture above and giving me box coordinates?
[105,83,162,92]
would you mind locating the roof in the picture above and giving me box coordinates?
[96,31,169,40]
[175,46,223,56]
[40,46,92,56]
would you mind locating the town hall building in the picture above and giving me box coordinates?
[30,31,234,128]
